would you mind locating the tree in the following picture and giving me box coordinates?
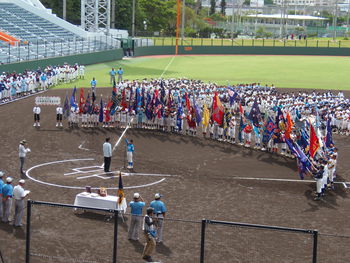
[220,0,226,15]
[210,0,216,15]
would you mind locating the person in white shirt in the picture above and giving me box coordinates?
[56,105,63,127]
[19,140,31,176]
[33,105,41,127]
[13,179,29,227]
[103,138,112,173]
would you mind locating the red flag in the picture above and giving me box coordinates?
[185,93,191,112]
[121,89,127,109]
[212,92,224,125]
[285,112,294,139]
[239,102,244,115]
[105,99,113,122]
[309,124,320,158]
[78,88,85,113]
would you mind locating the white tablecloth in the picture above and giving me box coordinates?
[74,192,127,213]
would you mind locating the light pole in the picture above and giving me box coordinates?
[63,0,66,20]
[346,0,350,34]
[333,0,338,41]
[132,0,136,37]
[231,1,235,39]
[181,0,186,39]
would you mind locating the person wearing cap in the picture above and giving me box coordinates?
[150,193,167,243]
[19,140,31,176]
[125,139,134,169]
[0,171,4,221]
[33,104,41,127]
[13,179,29,227]
[142,207,157,262]
[103,138,112,173]
[2,177,13,223]
[128,193,145,240]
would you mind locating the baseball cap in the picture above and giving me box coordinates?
[155,193,162,199]
[19,179,25,184]
[6,177,13,183]
[0,171,4,177]
[133,193,140,199]
[20,140,27,144]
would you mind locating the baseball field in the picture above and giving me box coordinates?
[1,54,350,263]
[55,55,350,91]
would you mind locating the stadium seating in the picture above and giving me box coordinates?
[0,2,119,64]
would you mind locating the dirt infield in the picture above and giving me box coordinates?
[0,88,350,263]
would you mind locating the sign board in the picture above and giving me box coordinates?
[35,96,61,106]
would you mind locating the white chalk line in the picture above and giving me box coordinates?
[160,56,175,78]
[231,176,350,187]
[26,158,170,190]
[78,141,90,151]
[76,172,174,180]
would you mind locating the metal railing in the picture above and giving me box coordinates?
[0,36,120,65]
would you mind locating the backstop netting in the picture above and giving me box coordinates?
[202,220,316,263]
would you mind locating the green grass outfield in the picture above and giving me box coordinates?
[55,55,350,90]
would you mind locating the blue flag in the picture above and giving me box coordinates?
[99,98,104,122]
[145,93,152,120]
[325,119,334,148]
[176,97,183,131]
[70,86,77,110]
[63,94,70,119]
[227,86,238,107]
[192,95,202,126]
[248,98,261,127]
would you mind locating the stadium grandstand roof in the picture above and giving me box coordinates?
[246,14,328,21]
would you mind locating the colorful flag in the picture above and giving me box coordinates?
[121,88,127,109]
[78,88,85,114]
[275,107,285,131]
[262,117,275,144]
[145,93,152,120]
[105,98,113,122]
[192,95,202,126]
[202,104,210,128]
[212,92,224,126]
[285,112,294,139]
[309,123,320,158]
[84,93,92,114]
[117,172,125,205]
[110,84,119,115]
[325,119,334,148]
[63,94,70,119]
[185,93,191,113]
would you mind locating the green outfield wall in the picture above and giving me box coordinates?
[134,46,350,57]
[0,49,124,73]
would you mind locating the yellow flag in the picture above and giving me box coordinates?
[202,104,210,127]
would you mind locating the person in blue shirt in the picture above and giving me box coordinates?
[117,67,123,83]
[109,68,116,84]
[90,77,97,101]
[125,139,134,169]
[0,171,4,221]
[2,177,13,223]
[128,192,145,240]
[150,193,167,243]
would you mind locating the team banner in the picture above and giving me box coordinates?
[35,96,61,105]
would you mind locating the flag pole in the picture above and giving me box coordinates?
[175,0,181,55]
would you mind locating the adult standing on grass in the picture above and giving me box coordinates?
[19,140,31,176]
[142,207,157,262]
[103,137,112,173]
[13,179,29,227]
[117,67,123,83]
[2,177,13,223]
[109,67,116,84]
[128,192,145,240]
[150,193,167,243]
[90,77,97,102]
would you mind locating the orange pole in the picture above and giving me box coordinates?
[175,0,181,55]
